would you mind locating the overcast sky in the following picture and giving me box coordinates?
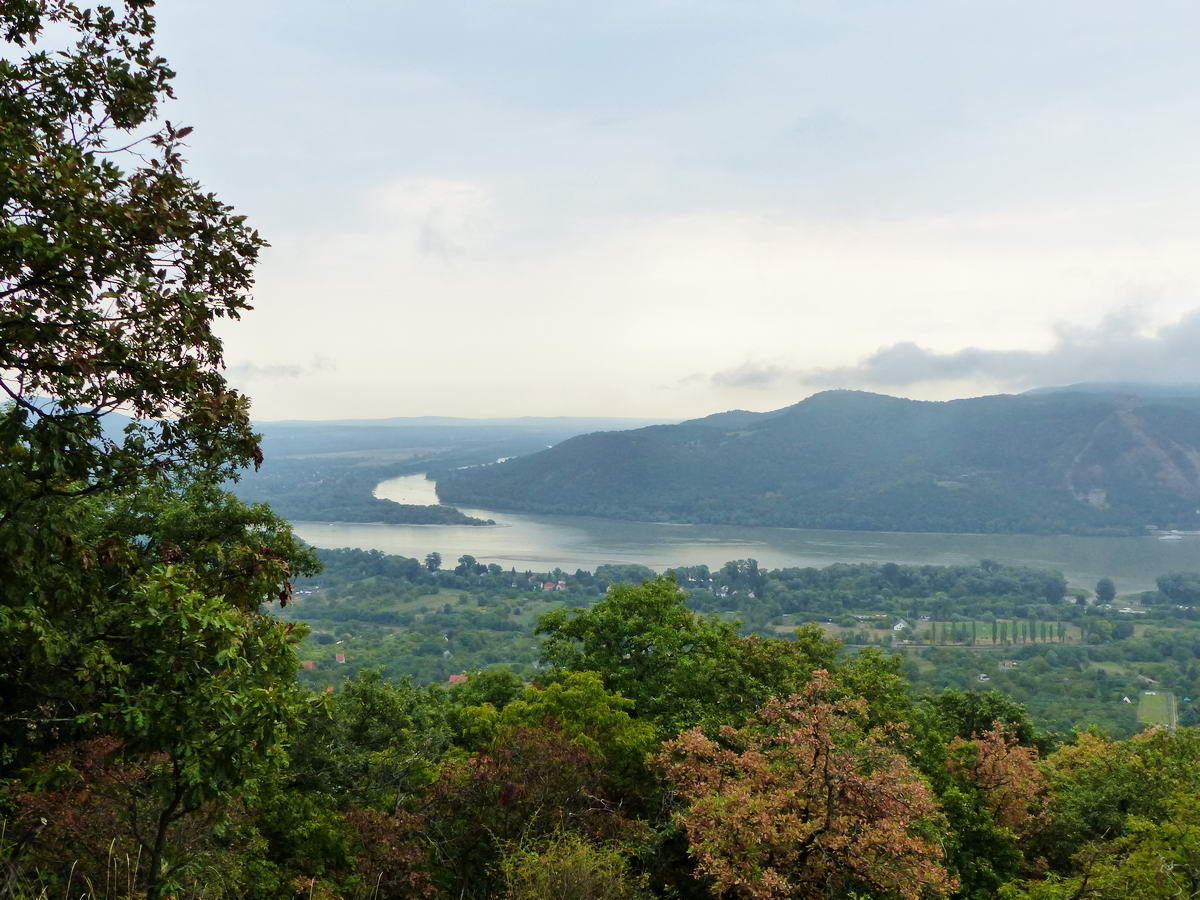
[154,1,1200,419]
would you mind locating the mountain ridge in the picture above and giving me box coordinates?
[436,388,1200,535]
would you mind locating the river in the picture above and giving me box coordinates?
[287,474,1200,593]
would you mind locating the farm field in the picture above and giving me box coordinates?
[1137,690,1177,728]
[777,617,1086,647]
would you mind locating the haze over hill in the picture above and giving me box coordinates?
[437,387,1200,535]
[253,415,671,458]
[227,415,672,526]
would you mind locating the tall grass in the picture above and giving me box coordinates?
[1,821,141,900]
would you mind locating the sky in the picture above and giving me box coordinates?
[152,1,1200,420]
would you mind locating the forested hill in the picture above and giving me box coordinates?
[436,389,1200,534]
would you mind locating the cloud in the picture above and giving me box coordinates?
[710,308,1200,391]
[226,357,335,382]
[374,178,495,262]
[157,0,1200,418]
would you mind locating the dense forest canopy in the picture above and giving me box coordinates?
[6,3,1200,899]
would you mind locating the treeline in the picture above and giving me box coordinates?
[305,546,654,595]
[286,550,660,684]
[294,551,1076,649]
[309,551,1068,615]
[672,558,1069,627]
[1135,571,1200,606]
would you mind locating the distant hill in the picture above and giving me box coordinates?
[228,414,673,526]
[254,415,672,458]
[436,389,1200,535]
[1025,383,1200,399]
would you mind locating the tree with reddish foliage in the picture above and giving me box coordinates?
[343,808,437,899]
[947,723,1049,838]
[8,739,145,892]
[654,671,954,900]
[9,737,277,897]
[423,725,641,898]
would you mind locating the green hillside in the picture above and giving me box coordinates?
[437,389,1200,534]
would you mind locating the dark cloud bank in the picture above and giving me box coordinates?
[712,308,1200,392]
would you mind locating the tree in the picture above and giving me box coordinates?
[947,724,1049,837]
[448,667,526,715]
[5,561,313,899]
[537,578,837,736]
[1032,727,1200,872]
[927,689,1040,749]
[499,832,651,900]
[289,669,452,811]
[1156,572,1200,605]
[835,646,915,729]
[1,0,265,511]
[0,5,311,897]
[425,551,443,572]
[1006,729,1200,898]
[105,570,308,896]
[424,725,635,898]
[1,475,316,759]
[654,671,954,900]
[1096,578,1116,605]
[464,671,656,781]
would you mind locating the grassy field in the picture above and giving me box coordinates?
[1137,691,1176,728]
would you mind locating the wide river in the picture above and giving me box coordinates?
[289,474,1200,593]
